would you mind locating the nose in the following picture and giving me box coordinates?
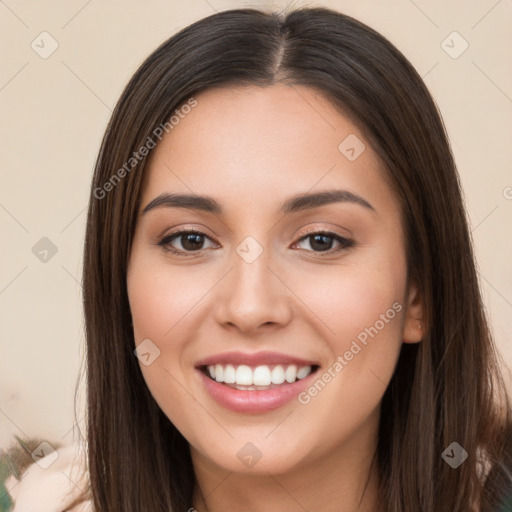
[213,244,292,335]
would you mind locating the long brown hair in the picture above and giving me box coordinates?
[81,7,512,511]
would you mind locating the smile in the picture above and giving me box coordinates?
[201,363,317,390]
[194,351,321,413]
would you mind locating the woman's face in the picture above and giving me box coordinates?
[127,84,422,476]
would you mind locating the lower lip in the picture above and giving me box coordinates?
[196,368,318,414]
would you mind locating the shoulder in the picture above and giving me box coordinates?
[5,441,92,512]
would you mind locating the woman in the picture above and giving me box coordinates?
[7,6,512,512]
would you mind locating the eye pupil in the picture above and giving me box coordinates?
[310,234,333,251]
[182,233,204,251]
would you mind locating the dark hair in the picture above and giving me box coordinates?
[81,6,512,511]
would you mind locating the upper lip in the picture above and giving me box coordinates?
[195,351,319,368]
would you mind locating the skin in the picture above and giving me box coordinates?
[126,84,423,512]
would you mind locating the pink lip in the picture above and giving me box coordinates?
[195,350,318,368]
[196,367,319,414]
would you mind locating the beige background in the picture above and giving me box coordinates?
[1,0,511,449]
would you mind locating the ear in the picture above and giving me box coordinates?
[402,282,424,344]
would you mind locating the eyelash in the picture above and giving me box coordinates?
[156,228,354,257]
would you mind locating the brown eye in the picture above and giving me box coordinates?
[294,232,353,254]
[158,230,217,254]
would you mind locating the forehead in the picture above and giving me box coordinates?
[141,84,394,216]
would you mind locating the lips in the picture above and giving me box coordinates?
[194,351,321,413]
[196,365,319,413]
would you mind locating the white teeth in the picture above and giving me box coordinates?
[214,364,223,382]
[271,365,286,385]
[285,364,297,383]
[253,366,271,386]
[205,363,314,386]
[297,366,311,380]
[223,364,236,383]
[235,365,253,385]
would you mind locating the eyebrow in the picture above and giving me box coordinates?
[141,189,375,216]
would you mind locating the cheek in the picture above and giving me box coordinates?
[126,252,217,407]
[288,237,407,403]
[294,258,406,347]
[289,259,406,438]
[127,255,202,428]
[127,256,207,342]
